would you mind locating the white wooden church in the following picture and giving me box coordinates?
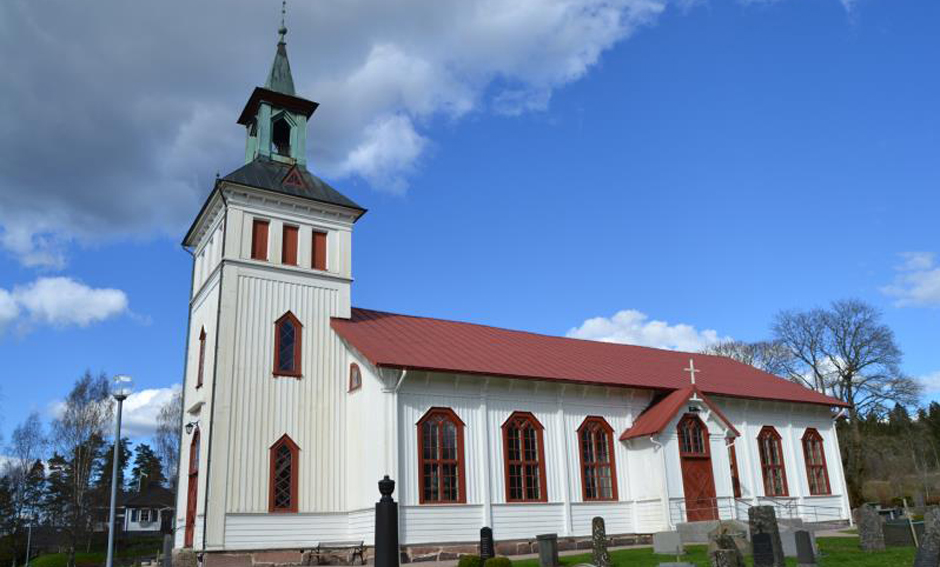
[174,21,852,564]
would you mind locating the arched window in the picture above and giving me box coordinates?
[272,116,291,156]
[273,312,302,377]
[802,428,831,496]
[757,426,789,497]
[417,408,466,504]
[349,363,362,392]
[269,434,299,512]
[184,429,200,548]
[578,417,618,501]
[502,412,547,503]
[196,327,206,388]
[678,414,709,456]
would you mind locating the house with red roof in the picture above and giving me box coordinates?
[173,20,851,563]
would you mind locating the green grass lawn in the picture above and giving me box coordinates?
[512,537,914,567]
[30,538,163,567]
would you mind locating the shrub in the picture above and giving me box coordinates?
[483,556,512,567]
[457,555,481,567]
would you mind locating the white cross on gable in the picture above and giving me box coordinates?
[684,358,700,385]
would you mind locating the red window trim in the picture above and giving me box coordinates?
[417,407,467,505]
[728,441,742,498]
[273,311,303,378]
[801,428,831,496]
[502,411,548,503]
[196,327,206,389]
[282,225,299,266]
[312,231,327,271]
[269,434,300,513]
[577,416,619,502]
[677,414,711,458]
[348,363,362,392]
[757,426,789,497]
[251,219,269,261]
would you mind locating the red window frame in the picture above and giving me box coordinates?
[728,441,742,498]
[269,434,299,513]
[282,225,298,266]
[251,219,269,261]
[196,327,206,389]
[312,231,327,271]
[757,426,789,497]
[273,311,303,378]
[417,408,467,504]
[677,414,710,457]
[502,411,548,503]
[348,363,362,392]
[577,416,618,502]
[802,428,831,496]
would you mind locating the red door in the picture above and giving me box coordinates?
[185,430,200,547]
[677,414,718,521]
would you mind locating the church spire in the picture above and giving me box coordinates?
[265,1,296,96]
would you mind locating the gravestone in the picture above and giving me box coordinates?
[794,531,816,567]
[708,521,750,557]
[591,517,611,567]
[480,527,495,562]
[708,549,745,567]
[914,507,940,567]
[779,526,817,558]
[748,506,785,567]
[853,504,886,552]
[536,534,559,567]
[653,531,684,556]
[884,519,923,547]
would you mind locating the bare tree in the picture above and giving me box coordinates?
[154,389,182,489]
[772,299,921,505]
[51,372,112,567]
[702,340,794,377]
[4,412,46,557]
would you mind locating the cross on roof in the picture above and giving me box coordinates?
[684,358,700,385]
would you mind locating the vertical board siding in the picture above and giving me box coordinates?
[570,502,633,534]
[400,505,484,545]
[492,504,565,540]
[226,274,346,513]
[225,514,350,550]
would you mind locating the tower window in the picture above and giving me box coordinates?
[269,434,299,513]
[251,219,269,261]
[272,117,291,156]
[274,311,302,377]
[196,327,206,388]
[282,225,298,266]
[312,231,327,271]
[349,363,362,392]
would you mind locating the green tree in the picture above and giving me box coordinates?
[128,443,166,491]
[95,437,131,494]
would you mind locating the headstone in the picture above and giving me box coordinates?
[779,526,817,558]
[653,531,683,556]
[708,549,745,567]
[374,476,400,567]
[708,521,750,557]
[480,527,495,562]
[914,507,940,567]
[853,504,886,552]
[536,534,559,567]
[794,531,815,567]
[748,506,785,567]
[591,517,611,567]
[883,520,923,547]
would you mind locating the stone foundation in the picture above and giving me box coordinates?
[176,534,652,566]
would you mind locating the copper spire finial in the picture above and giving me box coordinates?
[278,1,288,43]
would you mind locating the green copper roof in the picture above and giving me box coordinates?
[265,32,296,95]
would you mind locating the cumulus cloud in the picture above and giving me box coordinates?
[120,385,181,439]
[881,252,940,308]
[0,0,858,267]
[919,371,940,396]
[0,277,128,332]
[566,309,730,351]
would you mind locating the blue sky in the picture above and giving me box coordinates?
[0,0,938,445]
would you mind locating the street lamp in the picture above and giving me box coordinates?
[106,374,133,567]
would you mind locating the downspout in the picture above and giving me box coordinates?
[650,435,672,529]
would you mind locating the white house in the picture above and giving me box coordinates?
[174,21,851,564]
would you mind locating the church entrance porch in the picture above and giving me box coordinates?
[677,414,718,522]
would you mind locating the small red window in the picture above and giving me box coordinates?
[349,363,362,392]
[282,225,298,266]
[678,414,709,457]
[757,426,789,497]
[312,231,327,271]
[273,312,302,378]
[252,219,269,260]
[269,434,299,513]
[802,429,831,496]
[196,327,206,388]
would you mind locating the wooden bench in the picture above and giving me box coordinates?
[311,541,366,565]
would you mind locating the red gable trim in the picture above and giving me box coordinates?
[620,386,739,441]
[330,308,849,409]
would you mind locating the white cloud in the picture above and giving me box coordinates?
[566,309,731,351]
[120,385,181,439]
[0,0,855,267]
[919,371,940,396]
[1,277,128,332]
[881,252,940,308]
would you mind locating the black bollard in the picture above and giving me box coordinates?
[375,476,400,567]
[480,527,495,562]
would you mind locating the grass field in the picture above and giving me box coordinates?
[512,536,914,567]
[30,538,164,567]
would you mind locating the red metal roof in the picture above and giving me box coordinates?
[331,308,849,408]
[619,386,740,440]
